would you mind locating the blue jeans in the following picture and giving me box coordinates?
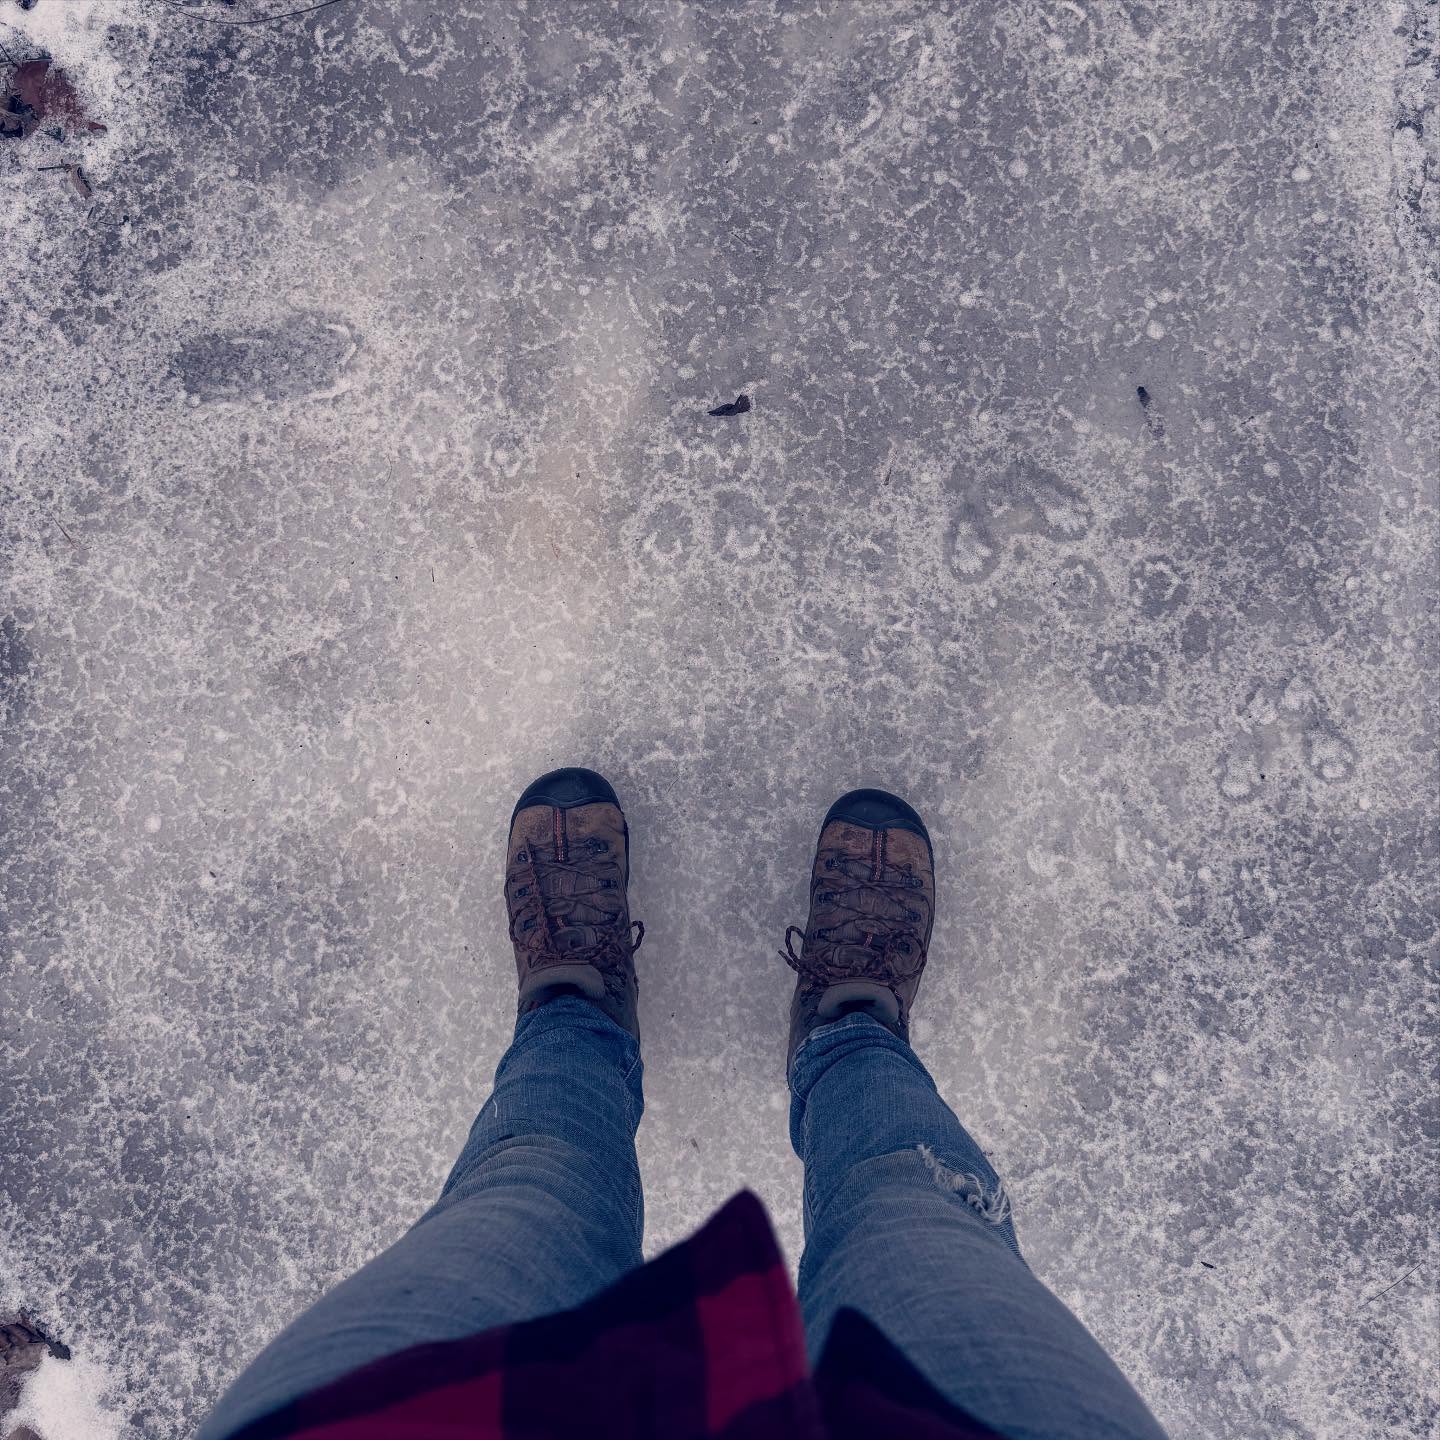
[198,998,1166,1440]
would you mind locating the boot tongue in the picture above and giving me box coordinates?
[551,925,600,954]
[830,939,883,971]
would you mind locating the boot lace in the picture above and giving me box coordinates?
[780,846,927,987]
[508,840,644,971]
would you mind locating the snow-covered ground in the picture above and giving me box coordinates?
[2,2,1435,1436]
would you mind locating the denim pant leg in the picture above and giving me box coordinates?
[197,996,644,1440]
[790,1013,1167,1440]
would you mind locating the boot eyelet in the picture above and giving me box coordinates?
[515,849,529,863]
[517,885,529,898]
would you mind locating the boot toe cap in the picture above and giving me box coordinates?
[823,787,931,853]
[511,766,620,824]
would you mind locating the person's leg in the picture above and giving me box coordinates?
[791,1012,1168,1440]
[197,995,643,1440]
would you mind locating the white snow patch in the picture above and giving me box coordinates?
[8,1352,125,1440]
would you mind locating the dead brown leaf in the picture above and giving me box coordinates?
[2,59,107,141]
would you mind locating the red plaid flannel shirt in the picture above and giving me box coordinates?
[224,1190,1003,1440]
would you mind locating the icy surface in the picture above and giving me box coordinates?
[1,2,1436,1436]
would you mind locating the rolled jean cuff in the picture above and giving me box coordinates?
[790,1009,919,1092]
[508,992,642,1082]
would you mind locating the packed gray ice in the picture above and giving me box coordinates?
[1,2,1436,1437]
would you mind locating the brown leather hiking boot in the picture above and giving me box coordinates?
[505,767,644,1039]
[781,788,935,1070]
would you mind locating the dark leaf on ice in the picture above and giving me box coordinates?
[708,393,752,417]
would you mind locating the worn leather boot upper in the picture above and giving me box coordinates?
[783,797,935,1070]
[505,786,643,1039]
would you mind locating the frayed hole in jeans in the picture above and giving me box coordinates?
[916,1143,1013,1226]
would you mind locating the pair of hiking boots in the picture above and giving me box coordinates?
[505,767,935,1067]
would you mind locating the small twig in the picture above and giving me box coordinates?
[149,0,355,27]
[52,516,76,545]
[1355,1262,1421,1311]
